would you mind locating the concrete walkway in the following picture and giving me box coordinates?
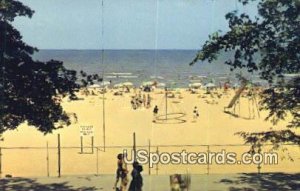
[0,173,299,190]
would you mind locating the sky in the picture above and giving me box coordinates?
[13,0,258,50]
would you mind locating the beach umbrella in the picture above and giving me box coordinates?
[157,83,166,88]
[100,81,111,87]
[189,82,202,88]
[122,82,134,87]
[142,81,154,86]
[88,84,101,88]
[205,83,216,88]
[114,83,124,88]
[150,75,164,80]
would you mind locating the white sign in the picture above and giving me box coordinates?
[80,125,94,137]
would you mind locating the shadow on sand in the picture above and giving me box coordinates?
[223,111,259,121]
[0,177,97,191]
[219,173,300,191]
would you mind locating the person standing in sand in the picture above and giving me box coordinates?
[193,106,199,120]
[147,94,151,108]
[153,105,159,122]
[114,153,128,191]
[142,94,146,107]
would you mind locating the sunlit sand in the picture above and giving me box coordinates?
[1,87,299,177]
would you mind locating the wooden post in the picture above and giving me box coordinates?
[101,0,106,153]
[58,134,61,177]
[257,143,262,174]
[148,139,151,175]
[165,87,168,120]
[102,88,106,152]
[46,142,49,177]
[207,145,210,175]
[133,132,136,162]
[80,136,83,154]
[91,136,94,154]
[0,147,2,178]
[96,147,99,175]
[156,146,159,175]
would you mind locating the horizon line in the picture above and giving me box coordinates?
[38,48,200,51]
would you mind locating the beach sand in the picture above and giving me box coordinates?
[1,88,299,177]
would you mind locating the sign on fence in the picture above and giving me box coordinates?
[80,125,94,137]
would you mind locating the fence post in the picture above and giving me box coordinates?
[207,145,210,175]
[96,147,99,175]
[257,143,262,174]
[58,134,61,177]
[156,146,159,175]
[80,136,83,154]
[148,139,151,175]
[46,142,49,177]
[133,132,136,162]
[91,136,94,154]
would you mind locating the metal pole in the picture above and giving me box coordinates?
[101,0,106,153]
[156,146,159,175]
[91,136,94,154]
[96,147,99,175]
[165,87,168,120]
[102,90,106,152]
[148,139,151,175]
[80,136,83,153]
[58,134,61,177]
[133,132,136,162]
[257,143,262,174]
[207,145,210,175]
[46,142,49,177]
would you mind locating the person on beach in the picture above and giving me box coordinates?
[146,94,151,108]
[129,162,143,191]
[153,105,159,122]
[193,106,199,120]
[131,97,137,110]
[142,94,146,107]
[114,153,128,191]
[153,105,159,116]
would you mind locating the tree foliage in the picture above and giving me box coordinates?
[0,0,101,134]
[191,0,300,146]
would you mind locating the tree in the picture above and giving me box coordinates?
[0,0,100,134]
[191,0,300,149]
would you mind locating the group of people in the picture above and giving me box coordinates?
[114,154,143,191]
[131,93,151,110]
[193,106,199,120]
[152,105,199,121]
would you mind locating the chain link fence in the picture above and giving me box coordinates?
[0,142,299,177]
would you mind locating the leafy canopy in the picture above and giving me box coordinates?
[191,0,300,146]
[0,0,100,134]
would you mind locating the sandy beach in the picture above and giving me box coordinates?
[1,87,299,177]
